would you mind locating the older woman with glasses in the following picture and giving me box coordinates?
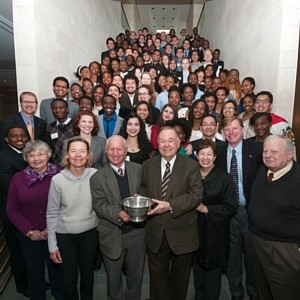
[6,140,64,300]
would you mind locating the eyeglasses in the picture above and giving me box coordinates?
[21,101,37,105]
[201,123,217,127]
[223,107,235,111]
[27,152,47,159]
[138,92,150,96]
[256,100,271,105]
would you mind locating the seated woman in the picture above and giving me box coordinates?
[119,112,152,164]
[248,112,272,143]
[6,140,63,300]
[47,137,98,300]
[193,139,237,300]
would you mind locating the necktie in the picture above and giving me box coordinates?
[267,172,273,182]
[27,120,34,141]
[162,162,171,200]
[58,123,65,130]
[230,149,239,203]
[118,168,124,176]
[106,120,111,138]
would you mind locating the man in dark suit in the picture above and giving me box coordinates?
[101,37,116,61]
[0,91,50,151]
[216,117,262,300]
[140,126,203,300]
[91,135,145,300]
[119,74,139,110]
[0,125,29,297]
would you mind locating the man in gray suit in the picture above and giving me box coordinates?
[91,135,145,300]
[140,126,202,300]
[40,76,79,124]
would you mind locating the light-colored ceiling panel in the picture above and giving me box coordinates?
[136,2,192,34]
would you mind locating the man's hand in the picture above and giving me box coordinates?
[147,198,172,215]
[119,211,130,223]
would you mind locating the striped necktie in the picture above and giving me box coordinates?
[162,162,171,200]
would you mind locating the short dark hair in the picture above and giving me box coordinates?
[51,98,68,108]
[249,112,272,127]
[256,91,273,103]
[196,139,217,156]
[106,37,115,45]
[53,76,69,89]
[124,73,139,87]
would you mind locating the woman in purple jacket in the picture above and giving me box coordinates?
[6,140,64,300]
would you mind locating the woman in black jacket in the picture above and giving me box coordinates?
[193,139,237,300]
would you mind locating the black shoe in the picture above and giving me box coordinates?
[249,296,259,300]
[45,281,50,290]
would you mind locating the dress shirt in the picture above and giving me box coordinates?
[20,112,34,129]
[227,141,246,206]
[268,160,293,181]
[103,113,117,138]
[110,162,125,175]
[160,155,177,180]
[56,117,72,127]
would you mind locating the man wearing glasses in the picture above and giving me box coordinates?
[0,91,50,150]
[254,91,295,143]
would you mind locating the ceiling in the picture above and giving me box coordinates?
[135,0,193,34]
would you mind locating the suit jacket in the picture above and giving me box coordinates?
[119,92,139,110]
[139,155,203,255]
[91,161,142,259]
[215,139,263,205]
[98,106,132,119]
[0,112,51,150]
[97,115,123,139]
[40,98,79,125]
[0,146,28,220]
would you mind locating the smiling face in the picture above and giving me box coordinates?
[125,79,137,94]
[136,103,150,122]
[53,80,69,98]
[242,96,255,113]
[263,137,294,172]
[168,90,181,107]
[193,101,206,120]
[158,128,180,162]
[26,147,49,173]
[253,115,272,139]
[223,119,243,148]
[5,127,28,150]
[82,80,93,95]
[71,84,83,100]
[141,73,151,85]
[197,146,215,169]
[254,94,272,113]
[66,141,89,169]
[162,106,175,122]
[108,86,120,102]
[102,96,116,116]
[106,136,127,167]
[242,79,254,95]
[200,116,217,139]
[138,87,151,102]
[126,117,141,138]
[223,102,236,117]
[93,87,105,105]
[51,101,69,123]
[78,115,95,135]
[182,86,194,103]
[20,94,38,116]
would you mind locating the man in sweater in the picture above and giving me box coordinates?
[91,135,145,300]
[248,135,300,300]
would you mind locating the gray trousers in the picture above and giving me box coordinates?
[102,228,146,300]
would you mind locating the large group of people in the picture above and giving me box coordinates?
[0,25,299,300]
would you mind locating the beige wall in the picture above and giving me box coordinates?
[200,0,300,123]
[13,0,122,111]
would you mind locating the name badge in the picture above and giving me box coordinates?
[51,132,58,139]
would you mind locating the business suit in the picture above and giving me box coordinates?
[40,98,79,124]
[91,161,145,300]
[139,154,203,300]
[119,92,139,110]
[0,146,28,293]
[0,113,51,150]
[216,139,262,299]
[97,115,123,139]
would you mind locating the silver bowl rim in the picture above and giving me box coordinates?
[122,196,153,206]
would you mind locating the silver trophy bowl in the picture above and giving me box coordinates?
[122,196,153,222]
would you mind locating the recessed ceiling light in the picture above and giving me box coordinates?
[162,8,165,10]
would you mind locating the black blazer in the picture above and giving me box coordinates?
[0,113,51,150]
[215,139,263,205]
[98,106,132,119]
[119,92,139,110]
[0,146,28,220]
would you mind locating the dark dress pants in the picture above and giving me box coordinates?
[193,261,222,300]
[227,207,257,298]
[56,227,98,300]
[249,232,300,300]
[3,219,28,293]
[18,232,64,300]
[148,231,195,300]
